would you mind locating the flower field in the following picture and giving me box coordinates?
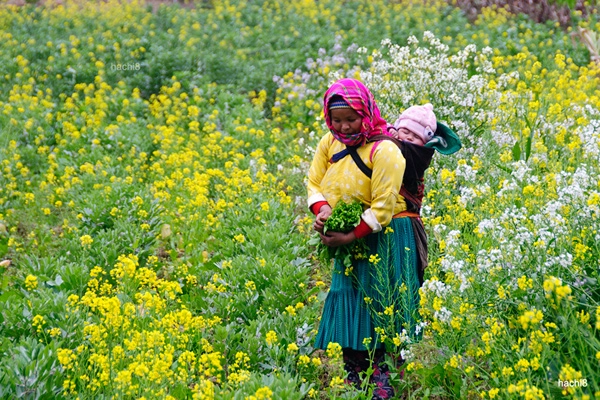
[0,0,599,398]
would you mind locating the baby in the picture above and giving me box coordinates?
[388,103,436,146]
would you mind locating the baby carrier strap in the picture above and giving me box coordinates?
[331,136,403,179]
[346,145,373,178]
[343,136,435,213]
[332,137,435,201]
[368,134,404,147]
[330,145,373,178]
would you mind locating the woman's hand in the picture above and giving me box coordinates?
[320,230,356,248]
[313,205,332,234]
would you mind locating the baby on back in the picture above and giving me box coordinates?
[388,103,437,146]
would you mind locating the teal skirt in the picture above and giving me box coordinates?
[315,217,421,351]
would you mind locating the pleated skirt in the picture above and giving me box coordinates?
[314,217,421,351]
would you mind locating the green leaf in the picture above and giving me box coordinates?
[525,130,533,161]
[512,140,521,161]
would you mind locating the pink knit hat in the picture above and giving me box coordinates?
[394,103,437,144]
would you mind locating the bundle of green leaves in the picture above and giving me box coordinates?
[309,201,369,271]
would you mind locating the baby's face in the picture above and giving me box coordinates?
[391,127,426,146]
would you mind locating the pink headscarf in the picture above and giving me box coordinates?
[323,78,388,146]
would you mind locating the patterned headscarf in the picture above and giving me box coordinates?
[323,78,388,146]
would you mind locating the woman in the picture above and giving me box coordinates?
[307,78,422,398]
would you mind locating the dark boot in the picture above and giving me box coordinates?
[370,351,394,399]
[342,349,369,388]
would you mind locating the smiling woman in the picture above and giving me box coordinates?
[328,99,364,138]
[307,78,425,398]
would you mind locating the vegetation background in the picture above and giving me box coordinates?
[0,0,599,399]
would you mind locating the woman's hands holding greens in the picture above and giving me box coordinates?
[313,205,332,234]
[319,230,357,248]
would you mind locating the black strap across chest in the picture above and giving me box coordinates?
[332,136,434,195]
[345,145,373,178]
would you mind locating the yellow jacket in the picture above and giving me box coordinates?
[307,133,407,232]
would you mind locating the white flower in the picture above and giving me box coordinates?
[421,279,451,298]
[434,307,452,323]
[406,35,419,45]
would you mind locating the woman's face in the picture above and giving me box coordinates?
[330,108,363,135]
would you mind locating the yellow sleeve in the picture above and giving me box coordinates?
[307,133,333,209]
[366,140,405,228]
